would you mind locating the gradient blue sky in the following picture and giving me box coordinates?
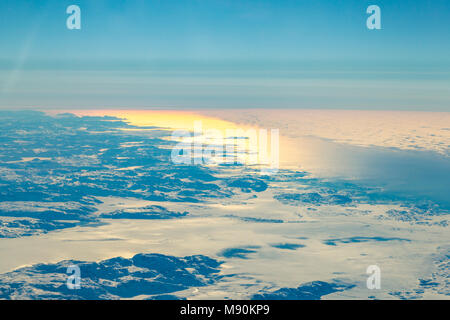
[0,0,449,110]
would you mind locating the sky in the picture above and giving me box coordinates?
[0,0,449,110]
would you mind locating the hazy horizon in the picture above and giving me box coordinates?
[1,0,450,111]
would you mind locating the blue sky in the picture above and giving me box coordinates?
[1,0,450,61]
[0,0,449,110]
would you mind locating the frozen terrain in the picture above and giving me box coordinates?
[0,110,448,300]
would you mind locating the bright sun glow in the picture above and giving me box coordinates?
[56,110,279,171]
